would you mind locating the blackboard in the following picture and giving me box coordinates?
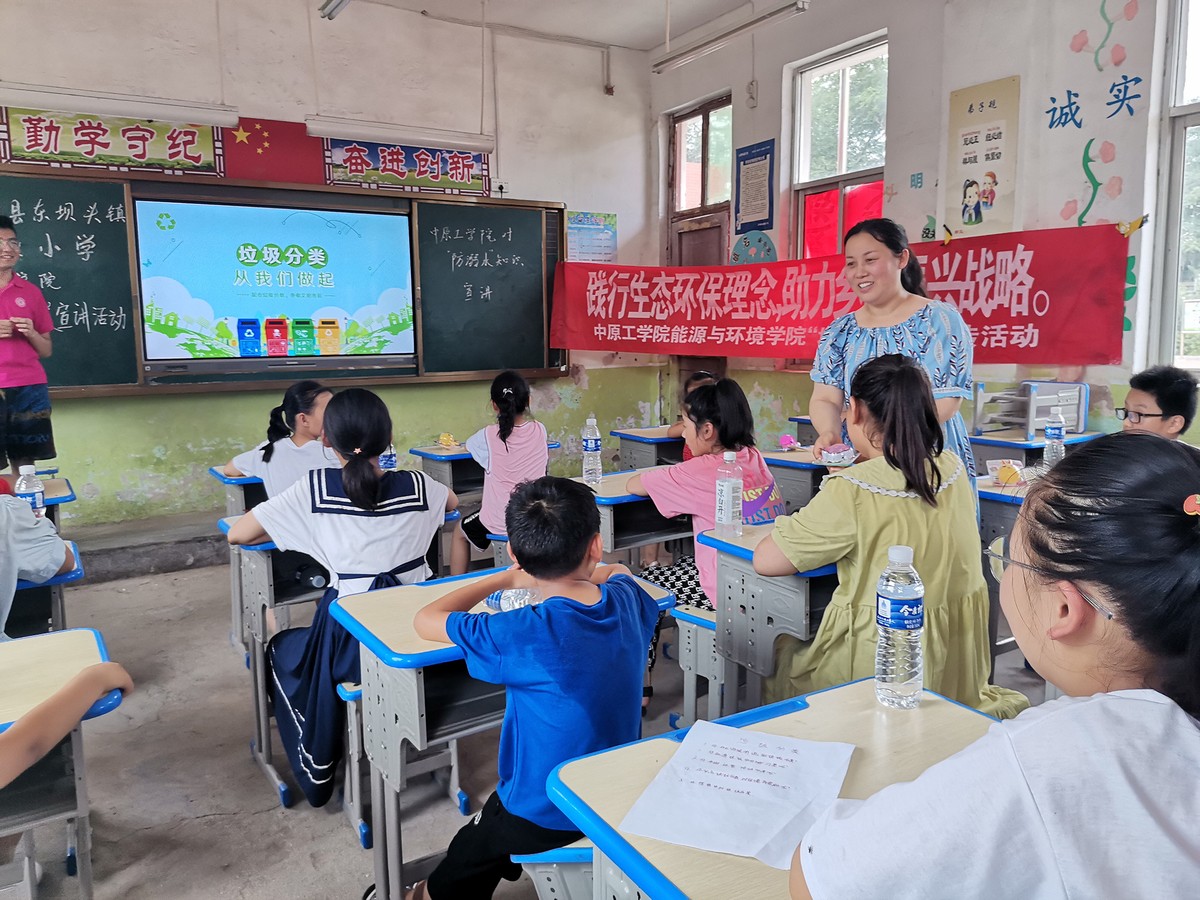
[0,175,138,386]
[416,201,547,373]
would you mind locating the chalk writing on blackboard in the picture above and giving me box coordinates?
[428,225,527,303]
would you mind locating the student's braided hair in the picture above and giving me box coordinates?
[491,370,531,445]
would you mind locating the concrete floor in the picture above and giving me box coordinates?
[24,565,1044,899]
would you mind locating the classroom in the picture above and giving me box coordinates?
[1,0,1198,898]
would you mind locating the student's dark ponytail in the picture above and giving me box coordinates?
[849,355,944,506]
[1021,433,1200,718]
[491,370,531,445]
[322,388,391,511]
[262,380,331,463]
[844,217,928,298]
[683,378,756,451]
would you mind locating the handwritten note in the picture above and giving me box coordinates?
[619,720,853,870]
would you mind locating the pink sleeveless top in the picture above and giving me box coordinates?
[480,420,549,534]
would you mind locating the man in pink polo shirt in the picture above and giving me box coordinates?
[0,215,55,474]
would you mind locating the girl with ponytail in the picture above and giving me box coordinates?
[224,380,332,497]
[227,387,457,808]
[755,355,1027,719]
[451,370,548,574]
[809,218,977,487]
[786,431,1200,900]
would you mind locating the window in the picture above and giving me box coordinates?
[671,97,733,216]
[792,42,888,259]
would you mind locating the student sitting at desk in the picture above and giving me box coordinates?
[1118,365,1197,441]
[409,477,661,900]
[223,380,333,496]
[227,388,456,807]
[754,355,1027,718]
[0,479,74,638]
[790,432,1200,900]
[451,370,548,575]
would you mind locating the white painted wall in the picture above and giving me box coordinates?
[0,0,656,263]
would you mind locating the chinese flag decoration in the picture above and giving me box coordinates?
[222,117,324,185]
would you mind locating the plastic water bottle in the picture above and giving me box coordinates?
[714,451,744,539]
[484,587,542,612]
[875,545,924,709]
[1044,407,1066,467]
[14,466,46,519]
[582,415,603,486]
[379,443,398,471]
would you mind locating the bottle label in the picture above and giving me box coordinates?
[715,479,740,525]
[1045,424,1065,441]
[876,592,924,630]
[583,437,601,453]
[379,453,397,470]
[15,491,44,512]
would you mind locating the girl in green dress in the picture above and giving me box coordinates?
[754,354,1027,718]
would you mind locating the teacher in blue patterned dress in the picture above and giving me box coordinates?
[809,218,975,479]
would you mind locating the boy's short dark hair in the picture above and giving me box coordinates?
[1130,365,1199,431]
[505,476,600,578]
[0,215,17,234]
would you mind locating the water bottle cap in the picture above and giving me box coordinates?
[723,451,736,462]
[586,415,596,424]
[17,465,35,476]
[1050,407,1063,416]
[888,545,914,565]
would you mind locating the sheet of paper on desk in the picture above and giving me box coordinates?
[619,720,854,869]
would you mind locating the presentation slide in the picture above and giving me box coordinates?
[134,199,414,360]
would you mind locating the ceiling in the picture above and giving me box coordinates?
[359,0,756,50]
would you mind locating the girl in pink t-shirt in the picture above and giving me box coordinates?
[628,378,786,609]
[451,370,549,574]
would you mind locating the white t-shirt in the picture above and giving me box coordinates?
[231,438,334,498]
[800,690,1200,900]
[0,495,67,638]
[253,467,450,596]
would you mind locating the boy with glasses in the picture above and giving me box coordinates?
[1118,365,1197,440]
[0,215,55,474]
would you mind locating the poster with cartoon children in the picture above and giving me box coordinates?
[946,76,1020,236]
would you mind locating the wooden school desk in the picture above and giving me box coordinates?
[0,474,76,528]
[760,449,826,515]
[610,426,685,469]
[208,467,267,650]
[969,429,1102,474]
[547,678,996,900]
[217,511,461,809]
[0,629,125,900]
[977,476,1027,663]
[669,605,721,728]
[409,441,562,497]
[330,572,677,900]
[697,525,838,713]
[15,540,84,632]
[571,468,693,554]
[789,415,819,445]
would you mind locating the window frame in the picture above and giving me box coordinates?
[668,95,734,221]
[791,167,885,260]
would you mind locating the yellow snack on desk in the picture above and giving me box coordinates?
[996,463,1025,486]
[436,432,458,448]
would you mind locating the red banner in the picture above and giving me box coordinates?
[550,225,1128,365]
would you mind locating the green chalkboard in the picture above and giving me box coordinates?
[0,174,137,386]
[416,201,547,373]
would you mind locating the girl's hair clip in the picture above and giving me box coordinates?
[1184,495,1200,516]
[502,387,513,395]
[353,448,362,455]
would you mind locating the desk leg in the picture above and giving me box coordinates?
[249,635,291,807]
[70,727,94,900]
[371,766,390,900]
[50,583,65,631]
[384,782,404,900]
[744,672,763,710]
[721,658,740,716]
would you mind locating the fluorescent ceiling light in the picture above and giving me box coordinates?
[0,82,239,126]
[305,115,496,153]
[652,0,810,74]
[319,0,353,19]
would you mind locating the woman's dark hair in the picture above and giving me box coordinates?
[1020,433,1200,718]
[844,217,927,298]
[262,380,332,462]
[679,370,718,405]
[849,354,944,506]
[683,378,756,451]
[491,370,531,445]
[322,388,391,510]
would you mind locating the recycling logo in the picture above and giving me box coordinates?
[156,213,176,231]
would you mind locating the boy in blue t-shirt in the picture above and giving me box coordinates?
[411,476,662,900]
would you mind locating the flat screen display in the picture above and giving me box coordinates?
[133,199,414,362]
